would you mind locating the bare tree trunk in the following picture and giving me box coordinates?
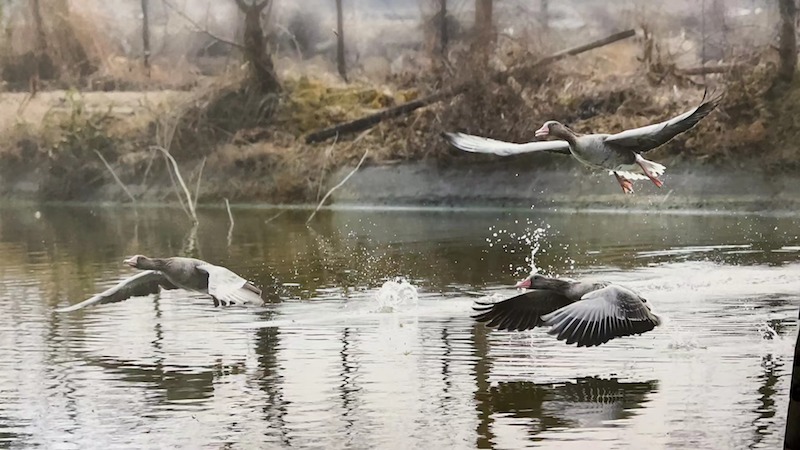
[474,0,493,59]
[233,0,280,93]
[30,0,46,56]
[141,0,151,74]
[335,0,347,82]
[439,0,448,56]
[540,0,549,30]
[776,0,797,85]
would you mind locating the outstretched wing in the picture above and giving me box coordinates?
[443,132,571,156]
[473,290,574,332]
[56,270,176,313]
[605,90,723,153]
[196,264,264,307]
[541,285,661,347]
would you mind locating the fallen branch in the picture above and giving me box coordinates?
[305,88,456,143]
[163,0,243,50]
[528,29,636,68]
[305,29,636,143]
[676,64,743,76]
[307,149,370,224]
[150,145,198,224]
[94,150,137,206]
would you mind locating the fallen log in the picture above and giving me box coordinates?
[305,29,636,144]
[786,305,800,448]
[677,64,743,76]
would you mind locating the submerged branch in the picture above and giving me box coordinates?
[224,198,234,247]
[94,150,137,206]
[193,157,207,211]
[150,145,198,224]
[307,148,370,225]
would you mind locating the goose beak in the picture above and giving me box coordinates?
[515,278,532,289]
[534,125,549,138]
[123,257,136,267]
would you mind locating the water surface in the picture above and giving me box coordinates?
[0,204,797,449]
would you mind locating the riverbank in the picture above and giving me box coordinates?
[0,43,797,209]
[3,158,799,213]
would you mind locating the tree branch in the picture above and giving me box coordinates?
[163,0,243,50]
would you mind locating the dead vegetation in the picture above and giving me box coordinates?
[0,2,797,204]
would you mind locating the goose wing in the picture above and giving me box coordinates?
[473,290,574,332]
[443,132,571,156]
[56,270,176,313]
[541,285,661,347]
[196,263,264,307]
[604,91,722,153]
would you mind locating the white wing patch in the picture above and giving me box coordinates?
[443,132,571,156]
[197,264,263,306]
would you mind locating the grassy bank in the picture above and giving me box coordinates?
[0,41,795,205]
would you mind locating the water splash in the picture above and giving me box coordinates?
[373,277,419,313]
[488,220,551,277]
[758,323,779,340]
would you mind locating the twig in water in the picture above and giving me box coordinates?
[224,198,234,247]
[315,129,372,201]
[150,145,198,224]
[94,150,137,206]
[264,210,286,224]
[316,133,339,201]
[307,149,369,225]
[193,157,207,211]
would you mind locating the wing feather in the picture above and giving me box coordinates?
[197,264,264,307]
[541,285,661,347]
[443,132,571,156]
[473,290,573,332]
[605,91,723,153]
[56,270,172,313]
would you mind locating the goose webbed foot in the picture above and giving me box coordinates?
[212,296,220,307]
[613,172,634,194]
[636,161,664,188]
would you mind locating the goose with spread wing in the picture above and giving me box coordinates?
[473,273,661,347]
[443,92,722,193]
[56,255,264,312]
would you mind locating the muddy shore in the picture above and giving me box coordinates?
[2,158,797,213]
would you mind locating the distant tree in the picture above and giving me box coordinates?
[141,0,151,74]
[540,0,549,30]
[474,0,493,59]
[233,0,280,93]
[775,0,797,86]
[335,0,347,82]
[439,0,448,55]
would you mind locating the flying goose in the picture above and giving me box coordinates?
[443,91,722,193]
[473,273,661,347]
[56,255,264,312]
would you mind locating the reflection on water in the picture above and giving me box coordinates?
[0,204,797,449]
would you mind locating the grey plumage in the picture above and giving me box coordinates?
[443,91,722,193]
[473,274,661,347]
[56,255,264,312]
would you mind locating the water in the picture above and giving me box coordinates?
[0,204,797,449]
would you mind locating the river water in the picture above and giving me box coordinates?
[0,204,797,449]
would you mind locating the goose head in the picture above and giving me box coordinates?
[534,121,576,141]
[515,273,546,289]
[123,255,155,269]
